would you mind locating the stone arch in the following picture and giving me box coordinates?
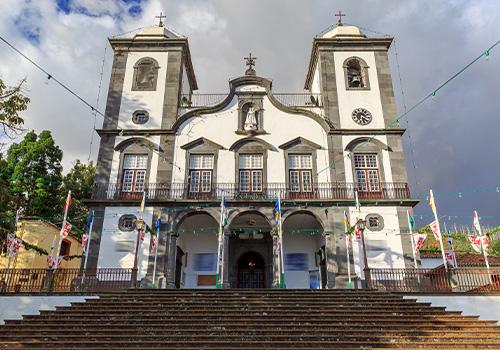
[343,56,370,90]
[114,137,160,152]
[174,210,219,233]
[344,137,390,152]
[229,138,273,152]
[282,210,324,234]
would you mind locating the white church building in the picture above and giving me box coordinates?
[85,20,419,289]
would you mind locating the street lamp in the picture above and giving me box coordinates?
[357,219,372,289]
[131,218,145,289]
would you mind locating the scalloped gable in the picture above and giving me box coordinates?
[173,75,331,133]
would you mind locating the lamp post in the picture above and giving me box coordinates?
[131,218,145,289]
[357,219,372,289]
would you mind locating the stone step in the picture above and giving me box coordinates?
[2,338,500,349]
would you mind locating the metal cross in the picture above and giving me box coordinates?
[156,12,166,27]
[335,10,346,26]
[245,53,257,69]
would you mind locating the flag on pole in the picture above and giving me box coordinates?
[6,233,14,253]
[346,234,351,249]
[447,237,454,249]
[355,191,360,214]
[354,225,361,240]
[481,236,489,252]
[138,228,146,248]
[444,251,456,268]
[429,190,437,216]
[343,211,349,228]
[473,211,481,234]
[407,210,415,230]
[150,236,157,255]
[9,238,22,257]
[221,194,227,228]
[429,221,441,241]
[156,213,162,231]
[468,236,482,253]
[47,256,63,270]
[274,194,280,226]
[140,191,146,213]
[82,235,89,256]
[60,220,72,240]
[86,212,94,228]
[64,192,72,213]
[414,234,427,253]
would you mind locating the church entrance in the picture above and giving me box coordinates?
[237,251,266,289]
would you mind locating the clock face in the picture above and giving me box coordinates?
[352,108,372,125]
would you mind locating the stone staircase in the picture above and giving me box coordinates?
[0,289,499,349]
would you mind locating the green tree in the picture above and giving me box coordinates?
[0,77,30,140]
[62,160,95,235]
[6,130,63,218]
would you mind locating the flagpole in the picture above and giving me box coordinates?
[475,211,492,288]
[152,232,159,289]
[345,227,352,290]
[278,192,285,289]
[407,211,421,290]
[430,190,449,281]
[56,191,71,258]
[4,214,19,292]
[216,194,225,289]
[80,211,94,292]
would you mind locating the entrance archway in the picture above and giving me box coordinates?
[237,251,266,289]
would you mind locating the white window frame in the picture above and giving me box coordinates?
[354,154,380,192]
[122,155,147,192]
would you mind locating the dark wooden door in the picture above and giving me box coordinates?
[238,269,265,288]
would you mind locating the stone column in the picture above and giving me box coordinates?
[165,232,178,289]
[271,235,280,289]
[222,233,230,288]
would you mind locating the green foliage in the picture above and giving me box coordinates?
[0,77,30,139]
[6,130,63,218]
[62,160,95,234]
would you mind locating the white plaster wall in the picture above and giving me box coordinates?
[98,207,153,280]
[177,233,218,289]
[173,89,331,186]
[310,64,321,95]
[108,135,161,184]
[342,135,393,184]
[0,296,99,325]
[334,51,385,129]
[404,295,500,325]
[283,233,322,289]
[347,207,406,279]
[118,52,169,130]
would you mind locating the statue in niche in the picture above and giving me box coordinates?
[244,104,258,130]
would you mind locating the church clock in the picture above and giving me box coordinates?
[352,108,372,125]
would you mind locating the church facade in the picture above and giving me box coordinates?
[85,23,419,289]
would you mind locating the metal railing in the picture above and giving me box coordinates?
[91,182,411,201]
[179,93,322,108]
[371,268,500,292]
[0,268,132,293]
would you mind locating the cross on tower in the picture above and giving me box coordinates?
[244,53,257,76]
[156,12,166,27]
[335,10,346,26]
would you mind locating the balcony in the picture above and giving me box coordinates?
[90,182,410,202]
[179,93,322,108]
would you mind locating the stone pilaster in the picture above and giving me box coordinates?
[165,232,178,289]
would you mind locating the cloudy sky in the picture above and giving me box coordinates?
[0,0,499,229]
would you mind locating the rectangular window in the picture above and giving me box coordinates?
[354,154,380,192]
[289,154,313,194]
[239,155,263,193]
[189,155,213,195]
[122,155,148,192]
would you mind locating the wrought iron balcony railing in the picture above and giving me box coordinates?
[90,182,410,201]
[179,93,322,108]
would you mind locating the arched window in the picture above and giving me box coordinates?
[343,57,370,90]
[132,57,159,91]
